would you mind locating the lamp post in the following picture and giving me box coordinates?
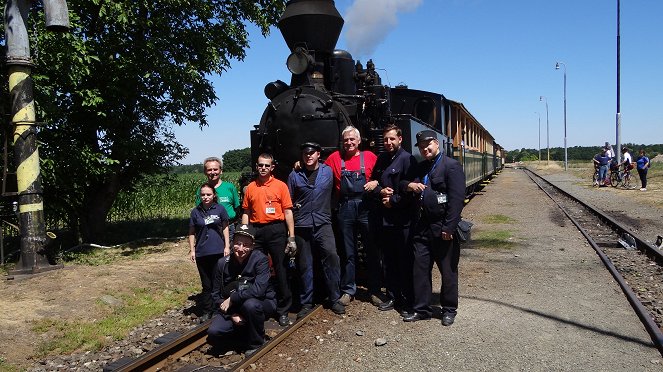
[555,61,567,171]
[540,96,549,165]
[535,112,541,164]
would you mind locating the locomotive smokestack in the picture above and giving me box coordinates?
[278,0,344,54]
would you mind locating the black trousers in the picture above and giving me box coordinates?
[208,297,276,350]
[379,225,413,308]
[196,253,223,314]
[254,222,291,316]
[411,223,460,317]
[296,224,342,305]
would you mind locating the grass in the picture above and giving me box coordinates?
[482,214,515,224]
[32,284,198,357]
[472,230,516,249]
[60,243,171,266]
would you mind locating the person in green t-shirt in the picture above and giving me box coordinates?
[196,157,241,241]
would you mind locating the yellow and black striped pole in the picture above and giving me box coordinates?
[8,64,57,274]
[5,0,68,275]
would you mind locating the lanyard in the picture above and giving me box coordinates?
[421,153,442,200]
[422,153,442,186]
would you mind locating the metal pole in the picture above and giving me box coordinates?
[535,112,541,164]
[4,0,68,275]
[540,96,549,166]
[616,0,621,165]
[556,62,567,171]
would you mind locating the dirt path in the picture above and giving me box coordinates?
[0,240,199,368]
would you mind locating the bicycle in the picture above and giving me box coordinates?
[610,164,635,189]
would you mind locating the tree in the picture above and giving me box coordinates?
[1,1,285,243]
[222,148,251,172]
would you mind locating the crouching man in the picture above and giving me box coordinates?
[208,224,276,356]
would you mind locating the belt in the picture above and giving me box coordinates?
[253,220,284,227]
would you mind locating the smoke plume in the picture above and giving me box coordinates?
[344,0,423,59]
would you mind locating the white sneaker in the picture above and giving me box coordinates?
[640,188,647,191]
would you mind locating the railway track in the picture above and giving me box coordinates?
[523,167,663,354]
[105,305,323,371]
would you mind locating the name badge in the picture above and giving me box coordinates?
[266,207,276,214]
[436,193,448,204]
[204,215,218,225]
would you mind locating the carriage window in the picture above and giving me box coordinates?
[413,97,437,127]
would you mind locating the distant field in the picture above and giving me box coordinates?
[108,172,242,222]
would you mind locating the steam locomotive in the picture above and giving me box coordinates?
[249,0,503,193]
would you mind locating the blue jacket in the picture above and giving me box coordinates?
[370,147,417,226]
[404,153,465,236]
[287,163,333,228]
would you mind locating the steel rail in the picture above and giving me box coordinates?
[523,168,663,356]
[524,168,662,262]
[108,304,324,371]
[230,305,323,371]
[110,319,211,372]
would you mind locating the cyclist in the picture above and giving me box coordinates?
[618,147,633,177]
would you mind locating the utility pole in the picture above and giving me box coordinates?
[4,0,69,275]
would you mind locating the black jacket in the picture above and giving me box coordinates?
[211,249,275,312]
[404,153,465,236]
[370,147,418,226]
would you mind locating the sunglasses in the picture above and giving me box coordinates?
[256,163,272,168]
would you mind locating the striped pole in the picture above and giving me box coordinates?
[5,0,61,275]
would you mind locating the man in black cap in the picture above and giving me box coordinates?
[208,224,277,356]
[287,142,345,317]
[401,129,465,326]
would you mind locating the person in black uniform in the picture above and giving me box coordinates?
[401,130,465,326]
[208,224,277,356]
[366,124,417,315]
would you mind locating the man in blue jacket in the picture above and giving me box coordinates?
[367,124,417,315]
[402,130,465,326]
[287,142,345,317]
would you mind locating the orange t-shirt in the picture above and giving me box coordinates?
[242,176,293,224]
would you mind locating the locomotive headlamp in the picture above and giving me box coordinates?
[286,48,313,75]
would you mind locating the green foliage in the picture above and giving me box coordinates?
[32,283,198,356]
[507,144,662,162]
[0,1,285,243]
[223,147,252,172]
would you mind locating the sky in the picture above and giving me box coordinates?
[173,0,663,165]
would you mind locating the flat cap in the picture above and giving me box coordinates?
[234,224,256,241]
[416,130,438,145]
[300,142,322,152]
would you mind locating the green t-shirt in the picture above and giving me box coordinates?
[195,181,240,220]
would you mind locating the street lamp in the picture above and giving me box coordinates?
[535,111,541,164]
[555,61,567,171]
[540,96,549,165]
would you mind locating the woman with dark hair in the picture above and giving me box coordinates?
[189,183,230,321]
[636,149,651,191]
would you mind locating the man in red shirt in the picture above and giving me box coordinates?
[241,153,296,327]
[325,126,382,306]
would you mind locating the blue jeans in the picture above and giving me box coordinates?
[599,165,608,183]
[296,224,341,305]
[336,198,381,296]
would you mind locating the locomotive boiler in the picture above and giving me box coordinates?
[250,0,503,192]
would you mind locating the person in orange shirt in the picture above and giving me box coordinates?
[241,153,296,327]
